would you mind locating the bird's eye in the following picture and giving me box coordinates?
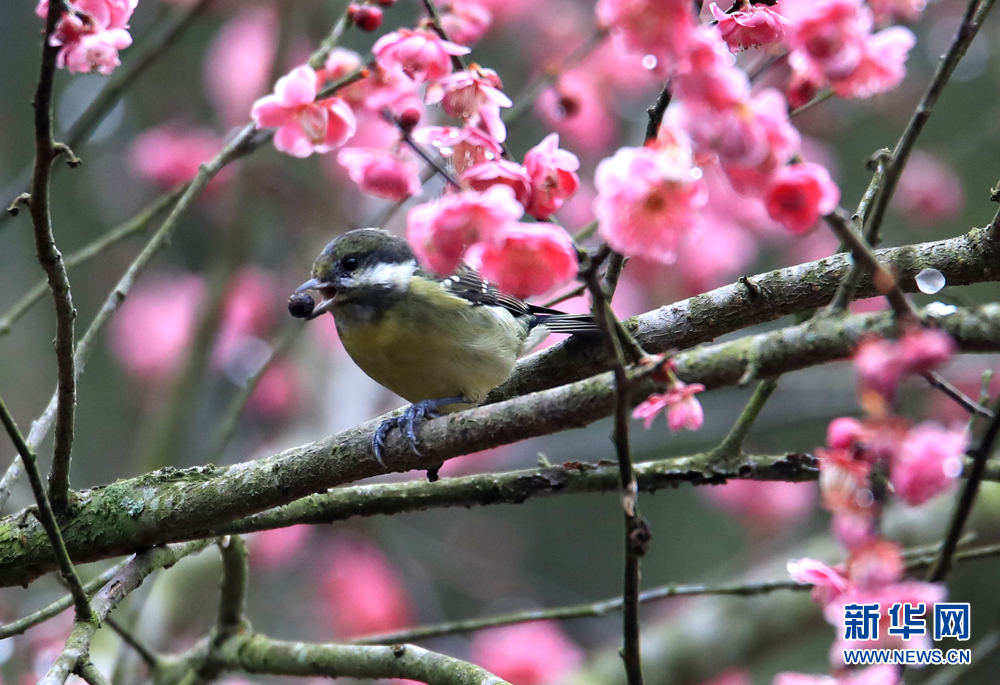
[342,256,359,272]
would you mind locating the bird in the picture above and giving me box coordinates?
[291,227,597,465]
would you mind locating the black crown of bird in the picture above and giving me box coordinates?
[290,228,597,466]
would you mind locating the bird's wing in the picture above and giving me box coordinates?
[436,264,534,319]
[435,265,599,333]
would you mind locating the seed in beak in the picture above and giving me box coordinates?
[288,292,316,319]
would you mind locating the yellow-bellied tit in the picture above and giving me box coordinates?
[291,228,597,465]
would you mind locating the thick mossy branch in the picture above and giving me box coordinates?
[2,299,1000,586]
[491,228,1000,401]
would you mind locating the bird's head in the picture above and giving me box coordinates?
[295,228,416,319]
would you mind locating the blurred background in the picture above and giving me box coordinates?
[3,0,1000,683]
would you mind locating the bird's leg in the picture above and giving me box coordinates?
[372,396,468,466]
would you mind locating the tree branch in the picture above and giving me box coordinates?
[28,0,77,512]
[5,299,1000,585]
[40,540,211,685]
[0,394,92,621]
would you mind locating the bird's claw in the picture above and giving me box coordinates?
[371,396,466,466]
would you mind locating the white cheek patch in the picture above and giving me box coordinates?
[353,261,416,291]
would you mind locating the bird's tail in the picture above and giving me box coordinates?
[529,305,599,333]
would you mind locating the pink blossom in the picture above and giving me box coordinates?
[702,670,751,685]
[205,5,278,126]
[215,268,281,365]
[440,0,493,46]
[461,159,533,207]
[898,328,956,375]
[701,480,817,533]
[816,447,876,524]
[426,67,512,141]
[129,125,227,191]
[764,163,840,234]
[831,510,878,551]
[469,621,583,685]
[594,145,708,263]
[672,28,752,110]
[786,0,872,82]
[251,66,357,158]
[847,538,904,590]
[337,147,422,201]
[710,2,788,52]
[633,381,706,432]
[827,580,945,654]
[854,336,903,401]
[868,0,926,24]
[523,134,580,220]
[413,126,503,175]
[58,27,132,74]
[894,151,964,225]
[535,71,619,155]
[335,57,425,122]
[827,417,867,450]
[110,274,204,383]
[320,539,414,639]
[787,557,850,605]
[596,0,699,73]
[250,525,312,569]
[406,185,524,275]
[372,28,471,82]
[466,223,578,299]
[37,0,137,74]
[891,422,967,505]
[832,27,915,99]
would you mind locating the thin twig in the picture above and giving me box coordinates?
[105,617,160,668]
[387,109,463,187]
[926,395,1000,582]
[644,82,672,143]
[821,209,915,320]
[788,89,834,118]
[418,0,467,72]
[0,560,126,639]
[74,661,111,685]
[351,540,1000,645]
[581,254,647,685]
[308,1,354,70]
[0,394,93,622]
[29,0,77,513]
[40,540,212,685]
[842,0,997,291]
[216,536,248,634]
[712,379,779,461]
[0,184,185,338]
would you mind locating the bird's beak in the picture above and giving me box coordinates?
[297,278,337,320]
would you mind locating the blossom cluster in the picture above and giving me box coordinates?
[35,0,137,74]
[779,327,968,684]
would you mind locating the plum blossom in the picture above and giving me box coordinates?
[701,480,817,533]
[535,71,619,155]
[247,360,300,420]
[764,162,840,234]
[596,0,699,73]
[129,125,228,191]
[205,5,278,126]
[891,422,967,505]
[249,525,312,569]
[320,539,414,638]
[461,159,533,207]
[594,145,707,263]
[785,0,873,82]
[110,274,204,383]
[868,0,925,24]
[337,147,422,200]
[523,134,580,220]
[788,557,851,605]
[440,0,492,46]
[710,2,788,52]
[251,66,357,158]
[406,185,524,275]
[373,28,471,82]
[854,328,956,402]
[426,66,512,141]
[470,621,583,685]
[633,380,705,432]
[37,0,136,74]
[413,125,503,175]
[831,27,916,99]
[466,223,578,299]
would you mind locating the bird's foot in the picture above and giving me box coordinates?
[372,396,467,466]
